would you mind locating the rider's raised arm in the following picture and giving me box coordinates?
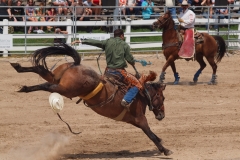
[81,39,106,49]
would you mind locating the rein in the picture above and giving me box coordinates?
[146,83,164,111]
[97,52,103,75]
[156,16,181,50]
[157,16,171,29]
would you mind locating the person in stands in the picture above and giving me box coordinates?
[83,0,102,20]
[0,0,11,22]
[165,0,177,19]
[10,0,25,22]
[71,0,92,32]
[52,0,68,21]
[26,0,39,33]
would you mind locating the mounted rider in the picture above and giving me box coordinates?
[177,0,196,59]
[71,29,142,110]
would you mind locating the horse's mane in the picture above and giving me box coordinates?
[145,81,164,91]
[139,71,165,90]
[140,71,157,83]
[165,10,175,29]
[31,43,81,71]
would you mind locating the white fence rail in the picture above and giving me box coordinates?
[1,17,240,56]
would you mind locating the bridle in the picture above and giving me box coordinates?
[147,83,165,111]
[155,14,171,29]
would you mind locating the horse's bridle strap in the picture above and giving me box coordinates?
[80,82,104,100]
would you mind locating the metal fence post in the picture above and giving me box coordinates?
[3,19,8,34]
[66,19,72,45]
[238,17,240,40]
[125,21,131,45]
[2,19,9,57]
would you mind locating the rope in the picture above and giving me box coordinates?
[135,59,152,66]
[57,113,81,135]
[97,52,103,75]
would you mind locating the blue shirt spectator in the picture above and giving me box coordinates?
[141,0,154,19]
[165,0,177,18]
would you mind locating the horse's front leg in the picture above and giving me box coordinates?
[170,62,180,85]
[159,56,178,84]
[133,115,173,156]
[18,82,73,98]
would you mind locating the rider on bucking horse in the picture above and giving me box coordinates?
[177,0,196,59]
[71,29,142,109]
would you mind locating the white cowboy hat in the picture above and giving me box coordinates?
[49,92,64,114]
[181,1,189,5]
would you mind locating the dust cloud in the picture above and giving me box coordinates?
[0,132,69,160]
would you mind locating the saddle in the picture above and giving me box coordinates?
[178,29,204,44]
[104,70,157,110]
[104,71,129,94]
[176,28,204,60]
[162,30,204,51]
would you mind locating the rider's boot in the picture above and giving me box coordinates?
[121,86,139,111]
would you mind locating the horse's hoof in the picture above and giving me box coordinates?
[10,63,20,67]
[193,79,198,83]
[164,149,173,156]
[173,81,179,85]
[208,82,217,85]
[10,63,21,71]
[17,86,28,92]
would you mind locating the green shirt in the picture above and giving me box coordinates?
[82,37,134,69]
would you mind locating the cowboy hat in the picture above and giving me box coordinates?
[49,92,64,114]
[181,0,189,5]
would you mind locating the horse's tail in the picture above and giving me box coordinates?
[32,43,81,71]
[212,35,227,63]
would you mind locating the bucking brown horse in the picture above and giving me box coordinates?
[153,10,226,85]
[10,44,173,156]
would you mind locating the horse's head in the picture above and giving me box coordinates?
[146,82,166,121]
[152,10,172,30]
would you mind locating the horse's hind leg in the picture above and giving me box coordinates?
[10,63,56,83]
[193,54,206,83]
[18,82,74,98]
[132,115,173,156]
[206,56,218,85]
[10,63,72,84]
[11,63,42,73]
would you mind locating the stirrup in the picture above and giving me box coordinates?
[121,99,132,111]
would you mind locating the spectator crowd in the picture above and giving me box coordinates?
[0,0,239,34]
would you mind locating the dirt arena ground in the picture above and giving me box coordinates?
[0,51,240,160]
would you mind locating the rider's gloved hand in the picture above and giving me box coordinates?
[178,18,184,23]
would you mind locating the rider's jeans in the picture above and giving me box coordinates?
[105,69,139,103]
[123,86,139,103]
